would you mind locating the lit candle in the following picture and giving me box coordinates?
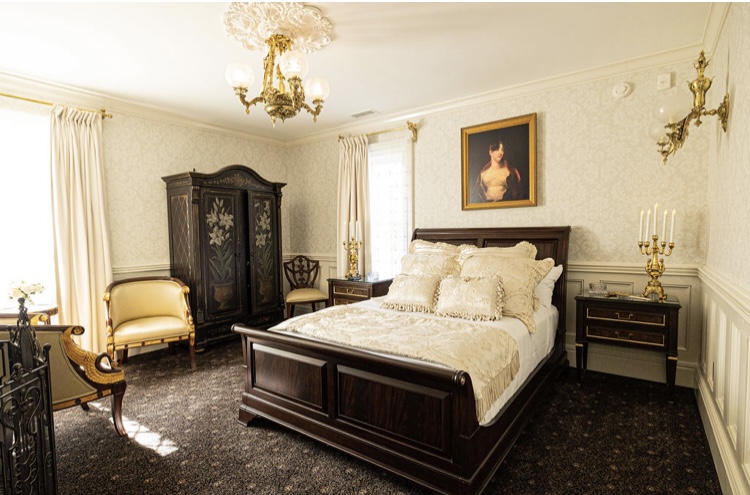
[639,210,644,242]
[645,210,651,241]
[661,210,668,240]
[355,221,360,242]
[653,203,658,234]
[670,209,676,243]
[349,221,354,240]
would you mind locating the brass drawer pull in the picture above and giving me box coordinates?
[615,312,633,321]
[613,331,634,340]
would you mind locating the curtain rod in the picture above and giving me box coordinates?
[0,91,113,119]
[339,121,417,143]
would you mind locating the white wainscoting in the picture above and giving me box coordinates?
[696,267,750,495]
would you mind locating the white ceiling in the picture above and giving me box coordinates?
[0,2,723,143]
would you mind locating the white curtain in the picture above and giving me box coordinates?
[337,136,369,278]
[50,106,112,353]
[367,136,413,279]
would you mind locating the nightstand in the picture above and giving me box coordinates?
[575,294,681,395]
[327,278,393,306]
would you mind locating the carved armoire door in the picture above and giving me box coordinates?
[247,191,281,318]
[200,187,247,323]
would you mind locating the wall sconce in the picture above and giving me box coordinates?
[649,51,729,164]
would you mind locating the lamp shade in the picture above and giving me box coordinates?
[279,51,309,79]
[225,63,254,89]
[654,91,691,124]
[305,76,330,101]
[648,121,669,144]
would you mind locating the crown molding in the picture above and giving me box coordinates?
[0,71,286,147]
[285,45,720,147]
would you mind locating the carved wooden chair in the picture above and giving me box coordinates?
[283,255,328,319]
[1,302,128,437]
[103,277,196,370]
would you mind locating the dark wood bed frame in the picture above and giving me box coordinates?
[233,226,570,495]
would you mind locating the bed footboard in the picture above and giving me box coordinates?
[234,324,565,495]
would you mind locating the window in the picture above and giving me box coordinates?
[367,137,413,280]
[0,105,56,307]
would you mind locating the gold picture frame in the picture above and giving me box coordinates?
[461,113,537,210]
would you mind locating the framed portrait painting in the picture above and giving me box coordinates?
[461,113,537,210]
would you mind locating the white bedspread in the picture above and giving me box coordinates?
[271,298,558,426]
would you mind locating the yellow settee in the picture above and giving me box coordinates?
[0,321,127,436]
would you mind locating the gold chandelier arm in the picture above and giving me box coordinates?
[299,100,324,123]
[233,87,264,114]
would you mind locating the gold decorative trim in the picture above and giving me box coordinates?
[61,326,124,385]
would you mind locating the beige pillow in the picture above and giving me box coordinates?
[408,239,460,255]
[457,241,538,266]
[460,256,554,333]
[400,253,460,277]
[435,276,504,321]
[381,274,441,313]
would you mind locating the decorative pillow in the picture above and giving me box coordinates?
[381,274,441,313]
[435,276,504,321]
[457,241,538,266]
[534,264,563,309]
[408,239,460,255]
[400,253,460,277]
[460,256,554,333]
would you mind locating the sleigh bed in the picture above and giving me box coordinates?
[233,226,570,495]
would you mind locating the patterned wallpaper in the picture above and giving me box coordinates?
[287,61,709,265]
[103,113,288,269]
[283,139,339,255]
[55,24,743,273]
[705,3,750,289]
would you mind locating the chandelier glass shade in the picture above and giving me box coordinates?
[223,2,332,126]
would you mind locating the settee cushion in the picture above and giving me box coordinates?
[112,316,191,345]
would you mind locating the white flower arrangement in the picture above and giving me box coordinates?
[8,281,45,305]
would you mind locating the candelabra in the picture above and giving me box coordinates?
[343,238,362,280]
[638,234,674,301]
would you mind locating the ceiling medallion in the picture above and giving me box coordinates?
[223,2,332,126]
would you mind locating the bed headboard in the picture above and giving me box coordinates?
[412,226,571,333]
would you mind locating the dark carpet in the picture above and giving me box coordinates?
[54,339,722,495]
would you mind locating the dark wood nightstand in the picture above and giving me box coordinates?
[575,294,681,395]
[327,278,393,306]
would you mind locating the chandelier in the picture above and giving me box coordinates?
[224,2,332,126]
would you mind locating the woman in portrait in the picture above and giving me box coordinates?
[473,139,522,202]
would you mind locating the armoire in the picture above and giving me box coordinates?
[162,165,285,348]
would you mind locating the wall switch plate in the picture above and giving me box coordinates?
[657,73,672,90]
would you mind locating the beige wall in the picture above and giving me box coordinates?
[102,112,289,274]
[286,63,708,266]
[705,3,750,287]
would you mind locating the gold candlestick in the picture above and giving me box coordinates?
[343,237,362,280]
[638,234,674,301]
